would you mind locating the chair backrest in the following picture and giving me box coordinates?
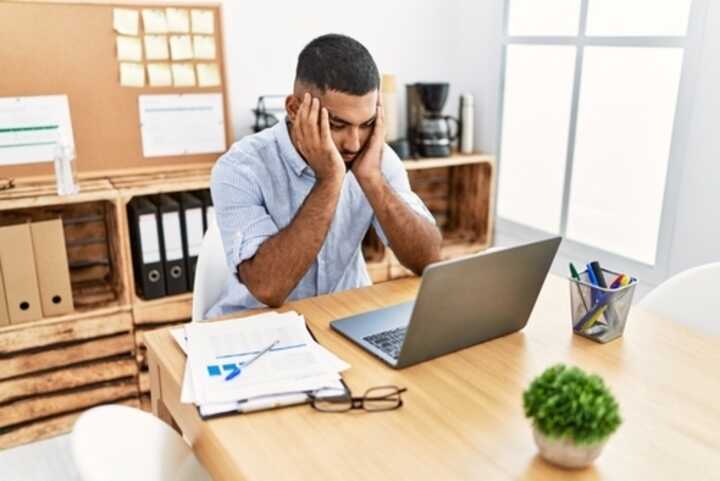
[191,215,230,322]
[638,262,720,335]
[71,404,210,481]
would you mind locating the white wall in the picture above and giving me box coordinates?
[454,1,504,154]
[219,0,503,153]
[667,0,720,276]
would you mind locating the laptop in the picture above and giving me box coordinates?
[330,237,561,368]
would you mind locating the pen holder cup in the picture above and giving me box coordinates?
[569,269,637,343]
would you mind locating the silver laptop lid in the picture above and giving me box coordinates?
[395,237,561,368]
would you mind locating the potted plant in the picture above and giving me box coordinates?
[523,364,622,468]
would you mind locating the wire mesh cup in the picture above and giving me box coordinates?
[569,268,637,343]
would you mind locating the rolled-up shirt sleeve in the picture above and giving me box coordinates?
[210,155,279,273]
[372,145,436,246]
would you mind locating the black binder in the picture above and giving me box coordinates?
[196,189,214,233]
[127,197,166,299]
[150,194,188,296]
[172,192,204,290]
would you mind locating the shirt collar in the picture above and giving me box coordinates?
[273,120,311,177]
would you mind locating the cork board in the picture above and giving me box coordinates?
[0,1,231,178]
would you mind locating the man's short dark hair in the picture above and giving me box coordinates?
[296,34,379,95]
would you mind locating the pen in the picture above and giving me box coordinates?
[569,262,580,281]
[586,263,600,304]
[225,339,279,381]
[610,274,627,289]
[569,262,589,312]
[577,303,608,332]
[589,261,608,288]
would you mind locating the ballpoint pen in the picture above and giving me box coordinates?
[225,339,279,381]
[569,262,590,312]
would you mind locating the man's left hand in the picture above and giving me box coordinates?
[352,98,385,183]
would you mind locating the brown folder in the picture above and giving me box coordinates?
[31,219,74,317]
[0,259,9,326]
[0,223,43,323]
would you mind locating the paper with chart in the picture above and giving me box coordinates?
[138,93,225,157]
[0,95,74,166]
[184,311,349,405]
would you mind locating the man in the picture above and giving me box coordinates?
[206,33,442,317]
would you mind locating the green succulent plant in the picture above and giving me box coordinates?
[523,364,622,445]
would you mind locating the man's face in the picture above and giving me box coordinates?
[321,89,378,166]
[288,88,378,167]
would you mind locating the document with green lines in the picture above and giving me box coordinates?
[0,95,74,166]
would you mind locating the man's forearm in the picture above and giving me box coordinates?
[238,177,342,306]
[358,175,442,275]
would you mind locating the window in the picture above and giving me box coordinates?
[497,0,699,282]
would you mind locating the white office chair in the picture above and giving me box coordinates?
[191,215,230,322]
[638,262,720,335]
[70,404,211,481]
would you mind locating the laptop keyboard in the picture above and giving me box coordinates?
[363,327,407,360]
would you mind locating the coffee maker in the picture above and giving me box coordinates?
[406,83,459,157]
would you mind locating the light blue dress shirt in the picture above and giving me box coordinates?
[206,121,435,318]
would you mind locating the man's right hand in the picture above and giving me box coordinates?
[290,93,345,182]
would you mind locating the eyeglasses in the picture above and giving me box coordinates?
[309,385,407,413]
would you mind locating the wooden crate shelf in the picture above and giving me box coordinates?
[110,167,211,199]
[139,393,152,413]
[0,306,132,354]
[0,378,138,430]
[0,398,140,450]
[402,153,494,171]
[0,357,138,405]
[362,153,495,281]
[0,198,130,315]
[134,319,189,370]
[132,293,194,325]
[0,179,116,211]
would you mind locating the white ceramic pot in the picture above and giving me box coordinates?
[532,427,607,469]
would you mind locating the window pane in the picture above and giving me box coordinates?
[586,0,691,36]
[498,45,576,233]
[567,47,684,264]
[508,0,581,36]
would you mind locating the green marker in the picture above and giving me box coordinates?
[569,262,580,280]
[569,262,590,314]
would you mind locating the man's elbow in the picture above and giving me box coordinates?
[250,285,287,308]
[411,250,442,276]
[238,265,287,307]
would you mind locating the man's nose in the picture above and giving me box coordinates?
[341,128,361,153]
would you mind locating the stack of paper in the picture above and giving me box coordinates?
[173,311,349,417]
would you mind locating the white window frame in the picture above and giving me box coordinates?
[495,0,709,287]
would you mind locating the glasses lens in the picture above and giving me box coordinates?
[363,386,403,412]
[312,387,352,412]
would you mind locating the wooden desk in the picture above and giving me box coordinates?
[144,276,720,481]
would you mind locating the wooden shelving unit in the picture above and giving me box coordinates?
[0,152,494,448]
[365,154,496,281]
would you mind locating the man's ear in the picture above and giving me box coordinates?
[285,95,299,123]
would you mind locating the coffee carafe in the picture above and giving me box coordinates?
[407,83,458,158]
